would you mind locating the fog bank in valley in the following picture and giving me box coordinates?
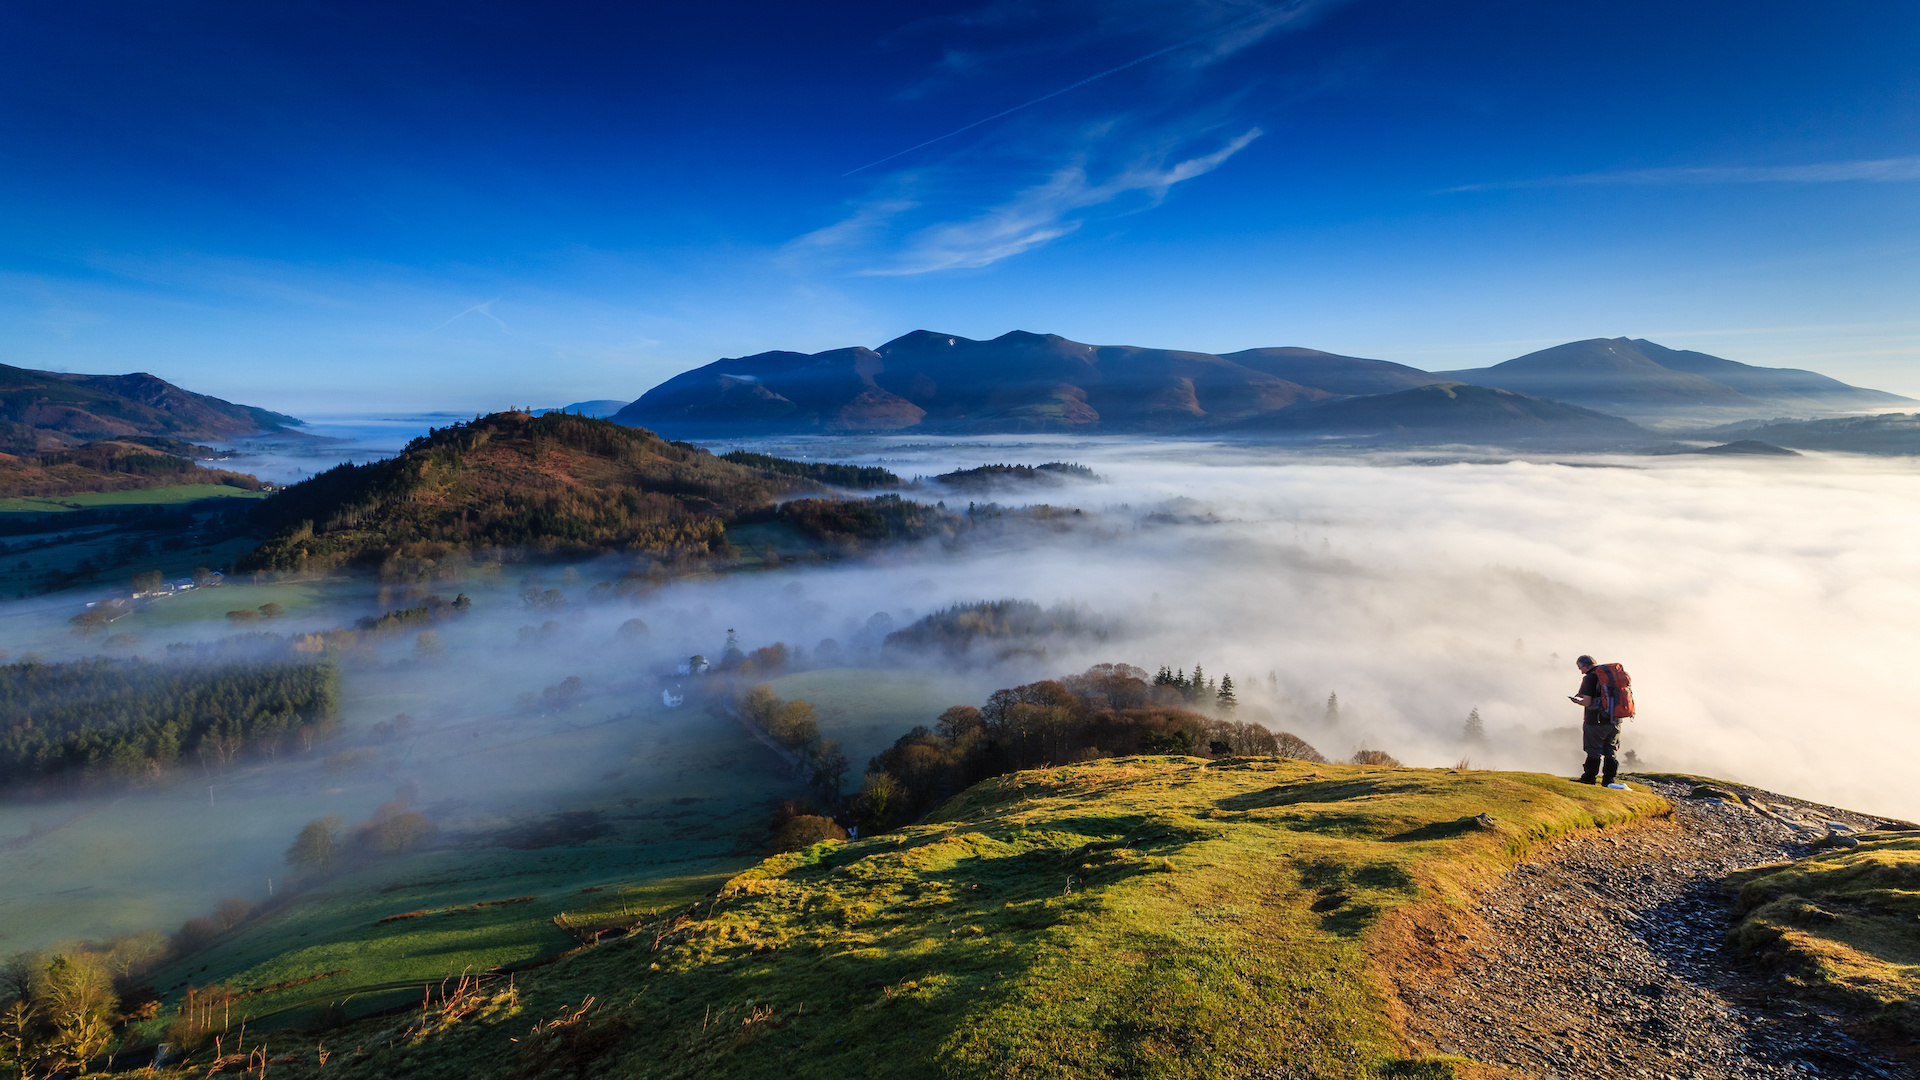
[2,435,1914,952]
[711,437,1920,821]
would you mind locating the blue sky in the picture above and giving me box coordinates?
[2,0,1916,413]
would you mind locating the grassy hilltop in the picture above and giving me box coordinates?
[200,758,1664,1080]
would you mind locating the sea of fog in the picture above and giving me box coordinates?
[705,434,1920,822]
[3,425,1916,949]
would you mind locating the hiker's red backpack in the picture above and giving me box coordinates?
[1591,663,1635,720]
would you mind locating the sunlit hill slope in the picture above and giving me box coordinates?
[229,757,1665,1080]
[237,411,934,574]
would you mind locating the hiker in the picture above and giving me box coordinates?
[1568,654,1625,785]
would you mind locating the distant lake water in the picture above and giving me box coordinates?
[221,412,473,484]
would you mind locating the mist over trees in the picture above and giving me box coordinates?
[931,462,1099,489]
[854,663,1323,831]
[882,599,1109,660]
[0,658,340,785]
[737,684,849,802]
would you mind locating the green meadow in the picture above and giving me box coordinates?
[0,484,268,514]
[173,757,1666,1079]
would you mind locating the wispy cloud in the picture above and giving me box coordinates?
[843,2,1316,177]
[424,299,509,334]
[782,199,920,261]
[1446,155,1920,193]
[857,127,1261,275]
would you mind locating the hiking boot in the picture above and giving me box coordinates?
[1601,764,1619,785]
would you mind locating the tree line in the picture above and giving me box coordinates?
[0,658,340,786]
[736,684,850,804]
[776,494,958,548]
[851,663,1326,832]
[718,451,900,489]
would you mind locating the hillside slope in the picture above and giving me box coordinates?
[1695,413,1920,455]
[1437,338,1911,423]
[1222,346,1447,397]
[238,411,801,573]
[0,440,262,498]
[1224,382,1645,442]
[0,364,301,453]
[210,757,1662,1080]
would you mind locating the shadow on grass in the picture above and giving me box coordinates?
[1385,817,1481,843]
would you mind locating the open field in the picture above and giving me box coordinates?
[0,484,269,514]
[177,757,1666,1079]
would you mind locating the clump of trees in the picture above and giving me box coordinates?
[776,495,957,548]
[932,462,1098,488]
[719,451,900,489]
[354,593,470,633]
[1153,665,1239,713]
[0,921,198,1075]
[736,685,848,801]
[0,658,340,786]
[767,799,848,852]
[3,945,141,1075]
[284,794,437,883]
[882,599,1109,659]
[853,663,1324,831]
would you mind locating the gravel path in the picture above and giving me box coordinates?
[1389,778,1914,1080]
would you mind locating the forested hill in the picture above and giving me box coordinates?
[0,439,263,498]
[238,411,824,573]
[0,364,302,453]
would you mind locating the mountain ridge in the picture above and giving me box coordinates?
[614,332,1907,439]
[0,363,302,454]
[1436,337,1911,421]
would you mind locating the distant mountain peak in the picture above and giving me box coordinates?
[610,332,1910,440]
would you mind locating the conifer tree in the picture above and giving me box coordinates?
[1217,673,1237,713]
[1464,707,1485,744]
[1325,693,1340,724]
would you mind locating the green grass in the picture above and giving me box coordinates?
[195,758,1666,1079]
[1726,829,1920,1034]
[764,667,987,769]
[115,579,339,628]
[0,484,268,514]
[137,848,757,1033]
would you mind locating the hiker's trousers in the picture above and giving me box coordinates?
[1582,721,1620,761]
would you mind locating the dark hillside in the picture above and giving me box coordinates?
[240,411,798,573]
[1227,382,1644,440]
[0,363,301,453]
[1222,346,1446,396]
[1436,337,1912,421]
[1694,413,1920,455]
[0,440,262,498]
[615,331,1912,436]
[615,330,1328,435]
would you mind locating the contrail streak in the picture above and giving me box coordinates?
[842,4,1295,177]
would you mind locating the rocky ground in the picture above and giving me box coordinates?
[1389,776,1915,1080]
